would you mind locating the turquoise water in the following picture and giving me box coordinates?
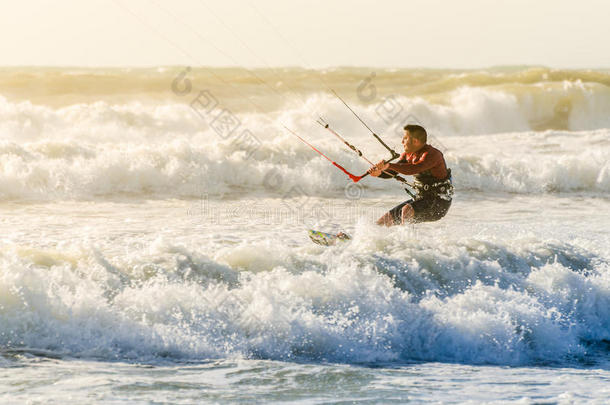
[3,357,610,403]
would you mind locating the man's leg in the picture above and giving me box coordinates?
[376,211,395,226]
[376,201,414,227]
[400,203,415,225]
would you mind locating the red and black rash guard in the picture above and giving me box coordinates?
[381,144,448,182]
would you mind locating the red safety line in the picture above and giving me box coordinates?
[332,162,362,182]
[283,125,362,183]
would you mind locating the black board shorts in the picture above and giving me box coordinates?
[388,196,452,224]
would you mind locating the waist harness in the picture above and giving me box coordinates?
[413,168,454,201]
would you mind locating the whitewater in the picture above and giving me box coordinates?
[1,66,609,403]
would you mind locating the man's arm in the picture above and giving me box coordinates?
[377,170,399,179]
[387,150,442,176]
[368,153,406,178]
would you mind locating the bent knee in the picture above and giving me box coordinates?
[401,204,414,217]
[401,204,414,224]
[377,212,394,226]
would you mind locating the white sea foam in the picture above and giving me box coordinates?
[0,94,609,200]
[1,226,607,365]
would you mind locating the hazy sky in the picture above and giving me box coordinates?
[2,0,609,68]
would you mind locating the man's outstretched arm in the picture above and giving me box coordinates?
[387,150,442,176]
[377,170,399,179]
[367,153,406,178]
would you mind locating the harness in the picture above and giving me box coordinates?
[412,168,454,201]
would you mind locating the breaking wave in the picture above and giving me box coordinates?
[1,228,608,365]
[1,65,609,200]
[0,105,608,200]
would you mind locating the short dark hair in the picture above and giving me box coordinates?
[403,124,427,143]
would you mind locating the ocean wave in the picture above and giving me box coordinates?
[2,66,610,130]
[0,134,608,201]
[1,66,610,114]
[0,231,608,365]
[1,93,609,200]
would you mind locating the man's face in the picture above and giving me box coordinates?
[402,132,421,153]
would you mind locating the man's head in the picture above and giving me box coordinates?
[402,124,427,153]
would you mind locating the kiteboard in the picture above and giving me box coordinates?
[308,229,351,246]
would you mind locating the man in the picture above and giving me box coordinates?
[368,124,453,226]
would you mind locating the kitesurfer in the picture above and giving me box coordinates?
[368,125,453,225]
